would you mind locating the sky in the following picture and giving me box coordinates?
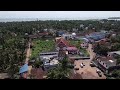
[0,11,120,19]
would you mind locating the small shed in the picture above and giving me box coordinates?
[19,64,29,74]
[19,64,29,79]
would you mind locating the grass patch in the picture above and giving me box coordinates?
[80,48,89,57]
[69,40,83,48]
[69,40,89,57]
[30,39,55,59]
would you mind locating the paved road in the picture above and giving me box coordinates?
[74,44,106,79]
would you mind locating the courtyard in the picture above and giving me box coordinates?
[74,44,106,79]
[74,60,106,79]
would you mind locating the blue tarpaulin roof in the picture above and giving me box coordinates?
[19,64,28,74]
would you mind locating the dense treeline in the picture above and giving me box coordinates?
[1,20,120,35]
[0,26,28,78]
[1,19,120,78]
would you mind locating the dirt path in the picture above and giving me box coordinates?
[0,73,10,79]
[87,44,96,61]
[25,42,31,64]
[25,41,33,75]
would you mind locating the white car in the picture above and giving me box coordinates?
[90,62,95,67]
[96,69,101,73]
[74,68,79,70]
[82,63,85,66]
[96,69,102,77]
[80,64,83,68]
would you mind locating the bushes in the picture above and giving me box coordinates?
[94,43,110,56]
[111,69,120,79]
[33,58,43,68]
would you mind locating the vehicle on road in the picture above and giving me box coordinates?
[98,72,102,77]
[80,64,83,68]
[96,69,100,73]
[96,69,102,77]
[90,62,95,67]
[74,68,79,70]
[82,62,85,66]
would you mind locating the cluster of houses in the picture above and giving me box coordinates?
[82,30,120,75]
[39,52,59,70]
[39,37,80,71]
[36,31,92,72]
[19,29,118,79]
[92,51,120,74]
[28,32,49,39]
[85,31,110,43]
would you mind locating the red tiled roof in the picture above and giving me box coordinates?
[56,38,69,47]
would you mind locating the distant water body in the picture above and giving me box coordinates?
[0,17,119,22]
[0,18,107,22]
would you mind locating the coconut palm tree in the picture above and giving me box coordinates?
[47,55,70,79]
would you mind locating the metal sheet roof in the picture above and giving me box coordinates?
[19,64,28,74]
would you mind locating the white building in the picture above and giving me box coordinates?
[62,33,76,40]
[43,58,59,70]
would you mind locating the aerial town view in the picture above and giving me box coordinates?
[1,11,120,79]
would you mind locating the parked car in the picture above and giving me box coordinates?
[82,63,85,66]
[74,68,79,70]
[80,64,83,68]
[96,69,101,73]
[96,69,102,77]
[98,72,102,77]
[90,62,95,67]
